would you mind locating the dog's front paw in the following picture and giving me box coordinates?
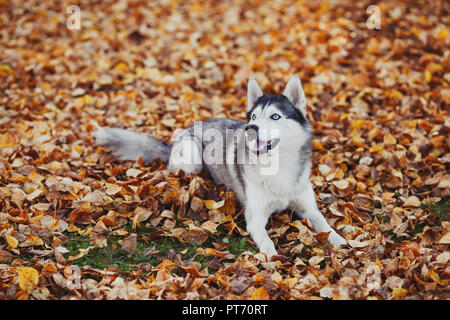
[328,231,346,248]
[259,239,278,260]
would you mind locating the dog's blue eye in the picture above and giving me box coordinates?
[271,113,281,120]
[252,114,256,120]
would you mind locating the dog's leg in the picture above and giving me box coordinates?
[292,185,346,247]
[245,198,277,259]
[168,129,203,174]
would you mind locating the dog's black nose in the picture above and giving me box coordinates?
[245,124,259,132]
[245,124,259,141]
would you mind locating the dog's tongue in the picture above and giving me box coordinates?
[251,140,267,152]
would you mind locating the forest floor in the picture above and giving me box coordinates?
[0,0,448,299]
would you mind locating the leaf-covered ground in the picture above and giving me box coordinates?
[0,0,449,300]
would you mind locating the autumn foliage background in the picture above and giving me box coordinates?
[0,0,449,300]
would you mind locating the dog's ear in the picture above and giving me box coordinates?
[283,75,307,117]
[247,77,263,111]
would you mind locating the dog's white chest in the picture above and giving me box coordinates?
[249,173,296,212]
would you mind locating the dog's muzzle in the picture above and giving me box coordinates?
[245,125,280,155]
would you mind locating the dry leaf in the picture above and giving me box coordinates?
[18,267,39,292]
[250,286,269,300]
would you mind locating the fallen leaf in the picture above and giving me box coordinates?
[250,286,269,300]
[18,267,39,293]
[6,233,19,249]
[438,232,450,244]
[121,234,137,254]
[403,196,421,207]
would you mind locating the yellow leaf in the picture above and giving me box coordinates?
[0,132,17,148]
[135,66,143,75]
[428,269,440,283]
[0,64,13,74]
[40,82,51,90]
[112,227,129,236]
[74,97,84,108]
[25,235,44,246]
[351,119,366,129]
[68,224,81,233]
[204,199,225,210]
[79,226,93,236]
[370,145,385,152]
[392,288,408,299]
[217,274,228,287]
[389,90,403,100]
[18,267,39,292]
[351,131,365,147]
[205,200,216,210]
[424,70,432,83]
[312,139,325,151]
[375,257,382,268]
[250,286,269,300]
[114,62,128,72]
[438,28,448,39]
[72,145,83,154]
[6,233,18,249]
[48,161,63,172]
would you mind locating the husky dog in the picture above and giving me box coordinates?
[94,76,346,258]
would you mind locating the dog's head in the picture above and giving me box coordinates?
[245,76,311,156]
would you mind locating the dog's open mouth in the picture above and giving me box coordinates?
[248,138,280,155]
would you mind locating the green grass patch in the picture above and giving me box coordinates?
[379,198,449,243]
[422,198,449,222]
[63,223,258,274]
[222,236,257,255]
[63,233,158,272]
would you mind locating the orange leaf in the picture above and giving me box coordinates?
[312,139,325,151]
[250,286,269,300]
[314,231,331,244]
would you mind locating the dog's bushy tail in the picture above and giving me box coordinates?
[93,127,171,163]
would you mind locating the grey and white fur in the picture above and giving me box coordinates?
[94,76,346,258]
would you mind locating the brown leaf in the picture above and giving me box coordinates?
[181,229,208,245]
[121,234,137,254]
[314,232,331,244]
